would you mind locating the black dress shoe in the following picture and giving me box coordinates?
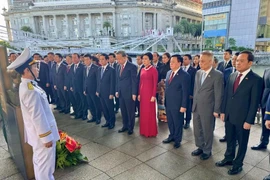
[219,136,226,142]
[128,130,133,135]
[114,110,119,114]
[108,125,115,129]
[215,159,233,167]
[191,149,203,156]
[135,113,139,117]
[82,115,87,120]
[87,119,96,123]
[59,109,65,113]
[251,143,267,150]
[228,166,242,175]
[64,111,70,114]
[200,152,211,160]
[96,120,101,124]
[118,128,128,133]
[162,138,174,144]
[75,115,82,119]
[263,174,270,180]
[70,112,76,116]
[184,123,190,129]
[174,142,181,149]
[101,123,109,128]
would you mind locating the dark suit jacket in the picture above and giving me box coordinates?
[165,69,190,110]
[70,63,85,93]
[221,70,263,125]
[223,67,236,87]
[116,61,137,98]
[186,66,197,96]
[97,65,116,98]
[64,65,73,89]
[54,62,67,88]
[48,61,55,83]
[108,62,118,69]
[38,61,50,89]
[261,68,270,108]
[83,64,99,94]
[217,60,232,73]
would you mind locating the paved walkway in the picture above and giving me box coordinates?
[0,108,269,180]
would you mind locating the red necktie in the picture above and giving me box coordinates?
[120,65,124,76]
[168,72,175,84]
[233,73,243,93]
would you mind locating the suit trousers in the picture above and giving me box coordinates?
[260,108,270,145]
[119,96,135,131]
[67,90,76,113]
[86,93,101,120]
[166,109,184,143]
[224,120,250,168]
[99,96,115,126]
[33,142,56,180]
[73,91,87,116]
[52,86,59,106]
[115,97,120,111]
[64,90,71,112]
[135,99,140,115]
[185,99,193,123]
[56,87,66,110]
[193,111,215,154]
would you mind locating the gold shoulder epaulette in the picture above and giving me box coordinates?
[266,111,270,115]
[27,82,34,90]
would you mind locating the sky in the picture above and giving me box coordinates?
[0,0,8,26]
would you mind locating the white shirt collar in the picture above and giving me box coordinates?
[238,68,251,77]
[102,63,108,69]
[138,64,143,68]
[87,63,92,69]
[123,60,128,67]
[57,60,63,66]
[21,77,36,85]
[203,67,212,76]
[172,67,181,76]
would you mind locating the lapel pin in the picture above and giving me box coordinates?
[208,75,211,77]
[245,77,248,80]
[176,73,178,76]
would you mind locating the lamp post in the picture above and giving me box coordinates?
[200,15,204,53]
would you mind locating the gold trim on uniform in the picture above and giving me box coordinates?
[27,82,34,90]
[266,111,270,115]
[29,59,38,66]
[39,131,52,138]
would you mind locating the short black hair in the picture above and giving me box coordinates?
[100,53,109,60]
[9,53,15,56]
[72,53,80,58]
[80,54,84,57]
[55,53,63,59]
[92,56,99,63]
[44,55,47,58]
[33,53,41,57]
[225,49,232,55]
[235,52,240,56]
[109,53,115,58]
[153,52,159,57]
[239,51,254,62]
[183,54,192,60]
[171,54,183,64]
[84,53,92,58]
[47,52,54,55]
[143,52,153,61]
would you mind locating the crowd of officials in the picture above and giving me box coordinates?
[8,49,270,179]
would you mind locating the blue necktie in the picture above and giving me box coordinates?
[101,67,105,79]
[201,72,206,85]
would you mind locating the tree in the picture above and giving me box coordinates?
[228,38,236,47]
[190,23,197,37]
[194,23,202,37]
[103,21,111,35]
[0,40,18,50]
[205,39,212,48]
[173,24,184,34]
[179,19,190,34]
[20,26,33,33]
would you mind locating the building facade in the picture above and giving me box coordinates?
[3,0,202,50]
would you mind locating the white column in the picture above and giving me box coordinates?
[142,12,145,31]
[88,13,92,36]
[42,15,47,36]
[65,14,70,39]
[76,14,81,38]
[112,12,116,34]
[53,15,58,39]
[153,13,156,30]
[100,13,103,35]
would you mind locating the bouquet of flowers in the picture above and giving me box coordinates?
[56,130,88,169]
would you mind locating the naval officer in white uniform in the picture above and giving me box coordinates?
[7,48,60,180]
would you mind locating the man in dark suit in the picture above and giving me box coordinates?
[135,55,144,117]
[162,54,190,148]
[217,49,232,73]
[70,53,87,120]
[109,53,120,114]
[182,54,197,129]
[47,52,57,105]
[251,68,270,150]
[263,96,270,180]
[97,54,116,129]
[192,51,224,160]
[116,51,137,135]
[83,54,101,124]
[64,55,73,114]
[33,53,50,103]
[216,51,263,175]
[53,53,67,113]
[152,52,162,70]
[219,52,239,142]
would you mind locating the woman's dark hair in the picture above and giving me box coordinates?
[163,52,171,59]
[143,52,153,61]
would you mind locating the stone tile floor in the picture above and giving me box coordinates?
[0,108,269,180]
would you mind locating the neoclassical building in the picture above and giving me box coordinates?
[3,0,202,50]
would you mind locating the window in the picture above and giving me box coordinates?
[49,18,54,26]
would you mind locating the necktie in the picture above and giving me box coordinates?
[233,74,243,93]
[120,65,124,76]
[67,66,70,72]
[86,67,90,77]
[74,64,78,73]
[56,64,59,73]
[168,72,174,84]
[137,65,140,74]
[201,72,206,85]
[224,61,227,68]
[101,67,105,79]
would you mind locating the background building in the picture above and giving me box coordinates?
[2,0,202,51]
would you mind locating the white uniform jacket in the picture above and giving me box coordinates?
[19,78,60,147]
